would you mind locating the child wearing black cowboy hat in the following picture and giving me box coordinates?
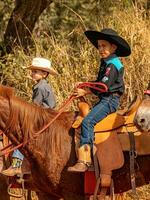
[68,28,131,172]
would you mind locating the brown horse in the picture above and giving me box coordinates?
[0,174,10,200]
[0,84,150,200]
[0,141,10,200]
[134,82,150,132]
[0,85,84,200]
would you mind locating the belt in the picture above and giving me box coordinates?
[101,92,121,97]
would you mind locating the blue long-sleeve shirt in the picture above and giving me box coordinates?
[32,79,56,108]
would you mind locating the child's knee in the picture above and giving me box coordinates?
[82,116,92,127]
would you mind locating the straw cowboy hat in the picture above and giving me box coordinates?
[84,28,131,57]
[28,57,58,75]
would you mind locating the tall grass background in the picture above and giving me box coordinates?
[0,2,150,199]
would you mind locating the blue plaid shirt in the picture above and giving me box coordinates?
[32,79,56,108]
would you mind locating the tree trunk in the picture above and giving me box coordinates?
[3,0,53,55]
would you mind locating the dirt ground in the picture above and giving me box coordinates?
[9,184,150,200]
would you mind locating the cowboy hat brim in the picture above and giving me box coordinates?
[84,30,131,57]
[28,66,58,76]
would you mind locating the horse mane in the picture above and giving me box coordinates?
[0,84,15,98]
[0,84,75,156]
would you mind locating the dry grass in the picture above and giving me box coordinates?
[1,7,150,107]
[9,184,150,199]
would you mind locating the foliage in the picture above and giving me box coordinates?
[1,1,149,106]
[0,1,149,101]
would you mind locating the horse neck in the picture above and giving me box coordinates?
[8,96,51,144]
[0,93,76,174]
[22,111,75,183]
[27,111,75,154]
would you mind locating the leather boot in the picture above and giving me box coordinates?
[1,158,22,176]
[68,144,91,172]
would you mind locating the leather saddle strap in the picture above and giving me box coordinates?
[93,144,100,200]
[128,132,137,195]
[93,145,99,179]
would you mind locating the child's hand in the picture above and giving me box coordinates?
[73,88,87,97]
[74,82,83,88]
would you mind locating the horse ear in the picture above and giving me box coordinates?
[0,84,15,99]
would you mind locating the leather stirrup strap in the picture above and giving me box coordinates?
[93,145,99,179]
[93,145,100,200]
[128,132,137,195]
[110,179,115,199]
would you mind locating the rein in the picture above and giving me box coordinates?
[77,82,108,93]
[0,82,107,156]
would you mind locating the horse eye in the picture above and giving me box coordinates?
[140,118,145,123]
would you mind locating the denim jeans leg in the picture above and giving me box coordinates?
[12,149,24,161]
[80,95,120,147]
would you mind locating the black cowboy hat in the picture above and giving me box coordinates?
[84,28,131,57]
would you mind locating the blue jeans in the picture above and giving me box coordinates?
[12,149,24,161]
[80,95,120,147]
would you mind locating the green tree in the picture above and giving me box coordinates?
[1,0,149,56]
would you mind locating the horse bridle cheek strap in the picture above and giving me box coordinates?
[128,132,139,197]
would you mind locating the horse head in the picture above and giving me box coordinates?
[134,81,150,132]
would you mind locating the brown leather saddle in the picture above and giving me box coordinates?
[72,96,150,187]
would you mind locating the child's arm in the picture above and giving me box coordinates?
[32,88,43,106]
[73,88,89,97]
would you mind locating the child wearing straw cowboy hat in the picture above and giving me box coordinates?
[68,28,131,172]
[29,57,57,108]
[1,57,58,176]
